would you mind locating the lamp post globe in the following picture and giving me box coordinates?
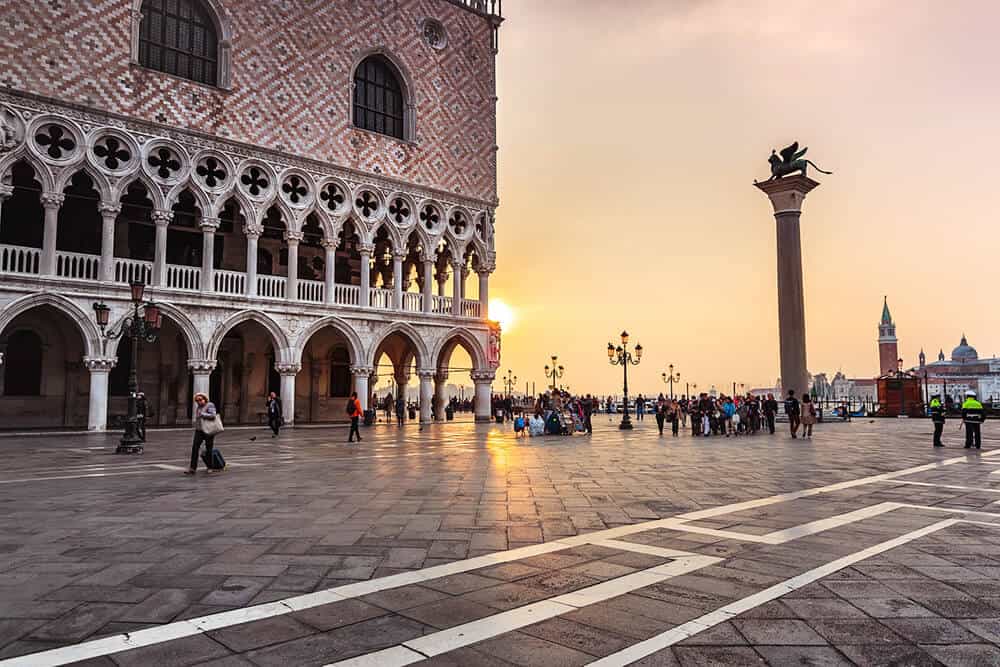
[608,331,641,430]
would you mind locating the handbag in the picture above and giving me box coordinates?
[201,414,225,436]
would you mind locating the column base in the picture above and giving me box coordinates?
[475,415,491,423]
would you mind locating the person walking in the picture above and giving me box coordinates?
[763,393,778,434]
[348,391,363,443]
[635,394,645,422]
[266,391,283,437]
[136,392,148,442]
[395,394,406,426]
[668,399,680,437]
[784,390,801,439]
[930,393,946,447]
[962,390,985,449]
[801,394,817,438]
[582,394,594,434]
[654,394,666,436]
[186,393,220,475]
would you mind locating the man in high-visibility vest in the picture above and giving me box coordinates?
[962,390,985,449]
[929,394,945,447]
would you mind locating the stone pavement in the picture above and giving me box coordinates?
[0,417,999,666]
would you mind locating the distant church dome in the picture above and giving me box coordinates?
[951,335,978,362]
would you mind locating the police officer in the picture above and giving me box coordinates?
[929,393,945,447]
[962,390,985,449]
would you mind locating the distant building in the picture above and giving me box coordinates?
[910,336,1000,404]
[877,297,899,376]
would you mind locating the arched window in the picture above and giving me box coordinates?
[4,330,43,396]
[353,56,405,140]
[139,0,219,86]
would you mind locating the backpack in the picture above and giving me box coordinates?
[345,399,355,416]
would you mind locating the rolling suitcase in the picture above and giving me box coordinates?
[201,448,226,470]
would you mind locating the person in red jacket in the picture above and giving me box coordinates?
[348,392,363,443]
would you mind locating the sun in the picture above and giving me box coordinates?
[489,299,515,332]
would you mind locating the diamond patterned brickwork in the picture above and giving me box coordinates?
[0,0,498,204]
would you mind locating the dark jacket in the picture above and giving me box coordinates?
[930,399,946,424]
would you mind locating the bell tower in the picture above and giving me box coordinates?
[878,296,899,375]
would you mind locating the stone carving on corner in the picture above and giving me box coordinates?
[0,106,24,152]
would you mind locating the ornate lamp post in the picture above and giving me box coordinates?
[608,330,642,430]
[503,368,517,397]
[544,356,564,391]
[93,281,162,454]
[662,364,680,399]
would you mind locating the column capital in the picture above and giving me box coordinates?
[350,365,375,376]
[83,356,117,372]
[477,265,495,277]
[284,231,304,244]
[275,362,301,376]
[187,359,217,374]
[98,202,122,217]
[416,369,437,380]
[40,192,65,209]
[358,242,375,255]
[0,185,14,200]
[321,238,339,250]
[754,175,820,215]
[392,250,408,262]
[243,223,263,239]
[151,209,174,226]
[471,370,496,383]
[420,251,436,264]
[200,217,220,232]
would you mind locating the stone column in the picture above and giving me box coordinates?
[0,185,13,233]
[477,268,491,320]
[451,260,463,317]
[460,267,468,300]
[417,370,434,424]
[437,269,447,298]
[471,371,496,422]
[284,231,302,302]
[422,256,434,314]
[358,243,373,308]
[433,371,448,420]
[99,202,120,282]
[199,217,219,293]
[392,252,405,310]
[40,193,64,276]
[351,365,373,410]
[276,363,300,425]
[393,367,411,403]
[84,357,116,431]
[188,359,216,416]
[323,239,337,305]
[151,209,173,286]
[244,223,261,297]
[755,175,819,398]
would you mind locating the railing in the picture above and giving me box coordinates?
[447,0,502,18]
[0,244,40,275]
[402,292,423,312]
[166,264,201,291]
[214,269,246,296]
[370,288,393,310]
[114,257,153,284]
[432,295,453,314]
[298,279,324,303]
[56,250,100,281]
[257,274,286,299]
[462,299,482,318]
[333,284,360,306]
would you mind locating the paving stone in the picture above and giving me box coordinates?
[29,603,129,642]
[461,582,553,611]
[672,645,766,666]
[919,643,1000,666]
[835,642,938,666]
[957,617,1000,644]
[847,596,937,618]
[783,598,868,620]
[208,615,316,653]
[754,645,853,667]
[805,619,904,645]
[880,617,984,644]
[631,648,682,666]
[109,633,232,667]
[119,589,203,623]
[520,616,632,657]
[676,621,747,646]
[561,602,671,640]
[361,584,450,612]
[472,631,594,666]
[732,619,828,646]
[290,598,388,631]
[199,577,271,607]
[476,562,548,582]
[421,572,499,595]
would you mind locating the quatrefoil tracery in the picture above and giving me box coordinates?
[281,175,309,205]
[420,204,440,231]
[355,190,379,218]
[35,125,76,160]
[448,210,468,235]
[389,198,411,224]
[320,183,345,212]
[241,167,270,197]
[93,136,131,170]
[196,157,227,188]
[148,147,182,180]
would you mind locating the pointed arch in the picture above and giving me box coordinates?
[432,327,488,372]
[294,316,365,367]
[206,310,291,362]
[0,293,100,358]
[54,164,112,203]
[211,186,254,220]
[132,0,233,88]
[106,301,204,360]
[112,170,165,210]
[350,48,415,141]
[166,180,211,214]
[366,218,403,252]
[368,321,429,368]
[0,151,54,192]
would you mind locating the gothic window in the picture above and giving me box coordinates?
[329,347,351,397]
[353,56,405,140]
[3,330,42,396]
[139,0,219,86]
[0,161,44,249]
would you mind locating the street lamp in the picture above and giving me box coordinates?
[608,330,642,430]
[662,364,680,399]
[93,281,162,454]
[503,369,517,398]
[544,356,564,391]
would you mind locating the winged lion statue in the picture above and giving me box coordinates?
[765,142,832,180]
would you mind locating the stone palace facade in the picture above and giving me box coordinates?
[0,0,503,430]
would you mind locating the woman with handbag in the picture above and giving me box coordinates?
[186,393,222,474]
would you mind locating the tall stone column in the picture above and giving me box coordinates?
[451,260,463,317]
[359,243,373,308]
[323,239,337,305]
[244,223,261,297]
[200,217,219,293]
[421,255,434,313]
[433,371,448,420]
[99,202,121,282]
[188,359,216,416]
[418,370,435,424]
[477,268,491,320]
[351,365,373,410]
[40,193,64,276]
[392,251,405,310]
[0,185,13,233]
[276,363,300,425]
[471,371,496,422]
[151,210,173,286]
[84,357,116,431]
[755,175,819,398]
[284,231,302,302]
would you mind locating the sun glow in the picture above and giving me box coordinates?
[489,299,515,332]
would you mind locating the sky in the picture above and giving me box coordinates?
[486,0,1000,398]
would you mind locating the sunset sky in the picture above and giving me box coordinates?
[486,0,1000,397]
